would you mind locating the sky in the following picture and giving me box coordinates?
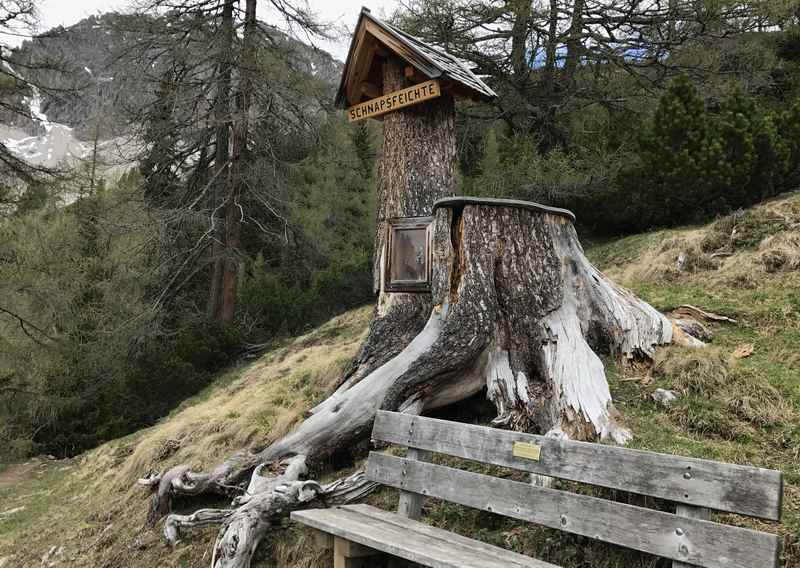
[4,0,401,60]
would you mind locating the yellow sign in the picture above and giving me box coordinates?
[512,441,542,461]
[348,80,441,122]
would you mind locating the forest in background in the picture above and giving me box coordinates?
[2,0,800,459]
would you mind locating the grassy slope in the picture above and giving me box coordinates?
[1,194,799,568]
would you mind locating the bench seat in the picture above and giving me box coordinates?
[291,503,561,568]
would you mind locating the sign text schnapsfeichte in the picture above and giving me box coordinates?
[348,80,441,122]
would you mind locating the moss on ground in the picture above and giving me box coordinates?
[1,194,799,567]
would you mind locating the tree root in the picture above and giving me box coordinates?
[150,455,377,568]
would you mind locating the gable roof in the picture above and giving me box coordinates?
[335,8,497,108]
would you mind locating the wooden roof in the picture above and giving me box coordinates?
[335,8,497,108]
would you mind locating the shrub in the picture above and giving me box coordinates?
[760,232,800,272]
[700,209,791,252]
[612,77,795,231]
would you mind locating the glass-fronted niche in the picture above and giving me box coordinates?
[384,216,433,292]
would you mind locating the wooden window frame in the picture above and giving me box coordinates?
[384,216,433,293]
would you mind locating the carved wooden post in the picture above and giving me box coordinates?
[343,56,456,387]
[327,7,496,392]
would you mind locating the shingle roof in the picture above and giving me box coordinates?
[372,13,497,100]
[335,8,497,108]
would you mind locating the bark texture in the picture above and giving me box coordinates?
[216,0,257,325]
[332,55,456,395]
[207,0,235,320]
[142,199,693,568]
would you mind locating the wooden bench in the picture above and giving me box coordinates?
[292,410,784,568]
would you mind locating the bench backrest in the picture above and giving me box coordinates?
[367,411,783,568]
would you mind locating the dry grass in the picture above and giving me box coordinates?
[648,344,797,440]
[760,231,800,272]
[597,192,800,290]
[652,346,730,393]
[0,306,372,568]
[591,192,800,568]
[112,306,370,487]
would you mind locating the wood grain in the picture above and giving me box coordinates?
[348,80,441,122]
[292,504,560,568]
[372,411,783,520]
[673,505,711,568]
[396,447,430,519]
[367,453,781,568]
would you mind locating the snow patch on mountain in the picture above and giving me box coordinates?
[0,62,87,167]
[1,58,135,176]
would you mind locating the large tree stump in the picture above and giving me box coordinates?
[380,197,673,441]
[142,197,686,567]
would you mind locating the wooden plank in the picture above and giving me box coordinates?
[396,447,430,519]
[673,505,711,568]
[363,20,440,78]
[348,80,441,122]
[367,453,781,568]
[292,505,559,568]
[372,411,783,520]
[344,24,371,105]
[345,504,556,565]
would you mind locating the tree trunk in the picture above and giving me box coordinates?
[331,55,456,394]
[143,198,695,567]
[509,0,532,84]
[207,0,234,321]
[217,0,257,325]
[544,0,559,92]
[565,0,585,80]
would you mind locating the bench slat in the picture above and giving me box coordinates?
[291,504,560,568]
[367,452,781,568]
[346,504,557,565]
[372,411,783,520]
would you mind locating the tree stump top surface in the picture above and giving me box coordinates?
[433,196,576,222]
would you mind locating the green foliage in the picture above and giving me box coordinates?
[34,317,240,455]
[463,125,606,206]
[605,77,794,230]
[238,119,376,338]
[140,72,183,207]
[0,186,242,458]
[456,29,800,235]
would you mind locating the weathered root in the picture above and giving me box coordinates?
[140,464,213,528]
[142,458,248,528]
[140,313,450,531]
[324,293,432,404]
[158,455,377,568]
[164,508,233,546]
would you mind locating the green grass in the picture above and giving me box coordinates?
[1,195,799,567]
